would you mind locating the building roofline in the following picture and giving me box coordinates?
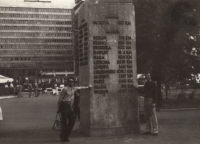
[0,6,72,10]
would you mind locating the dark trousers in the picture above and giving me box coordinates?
[60,101,76,138]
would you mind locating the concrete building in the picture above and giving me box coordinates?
[0,6,73,80]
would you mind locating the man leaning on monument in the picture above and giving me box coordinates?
[143,73,158,136]
[57,77,92,142]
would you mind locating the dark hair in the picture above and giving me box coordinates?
[68,77,74,80]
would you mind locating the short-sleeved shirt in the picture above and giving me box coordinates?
[60,86,79,102]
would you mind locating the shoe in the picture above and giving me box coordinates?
[65,138,70,142]
[152,132,158,136]
[143,131,151,135]
[59,133,65,142]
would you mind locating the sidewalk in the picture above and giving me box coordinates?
[0,95,17,99]
[1,94,199,112]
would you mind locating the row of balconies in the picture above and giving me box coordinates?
[0,13,71,19]
[0,45,73,49]
[0,56,74,61]
[0,7,71,14]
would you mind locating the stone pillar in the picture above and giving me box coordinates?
[75,0,140,136]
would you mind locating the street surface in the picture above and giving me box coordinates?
[0,94,200,144]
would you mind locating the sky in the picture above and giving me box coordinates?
[0,0,75,9]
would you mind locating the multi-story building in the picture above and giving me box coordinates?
[0,7,73,80]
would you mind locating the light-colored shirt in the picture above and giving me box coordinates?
[35,83,38,89]
[60,86,79,102]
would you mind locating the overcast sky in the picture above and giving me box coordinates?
[0,0,75,9]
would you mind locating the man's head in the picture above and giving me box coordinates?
[145,73,151,82]
[68,78,75,87]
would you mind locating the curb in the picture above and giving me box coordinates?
[0,96,17,99]
[158,108,200,112]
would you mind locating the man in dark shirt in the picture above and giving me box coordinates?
[143,73,158,136]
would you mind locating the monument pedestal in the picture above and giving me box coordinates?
[73,0,140,136]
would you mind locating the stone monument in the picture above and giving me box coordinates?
[73,0,140,136]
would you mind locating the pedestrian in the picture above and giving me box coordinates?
[52,82,56,95]
[53,82,58,95]
[10,82,14,88]
[42,82,46,95]
[20,83,23,97]
[17,83,23,97]
[57,77,92,142]
[55,82,59,95]
[34,81,39,97]
[28,82,33,97]
[15,80,19,96]
[143,73,158,136]
[7,81,11,87]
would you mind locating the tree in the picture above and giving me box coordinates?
[135,0,200,107]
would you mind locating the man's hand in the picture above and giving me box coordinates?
[88,85,92,89]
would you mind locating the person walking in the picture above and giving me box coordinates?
[28,83,33,98]
[52,82,56,95]
[57,77,92,142]
[34,81,39,97]
[18,84,23,97]
[55,82,59,95]
[143,73,158,136]
[41,82,46,95]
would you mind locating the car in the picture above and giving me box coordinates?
[138,95,145,122]
[137,74,147,94]
[137,74,147,122]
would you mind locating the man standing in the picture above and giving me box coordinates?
[57,78,92,142]
[143,73,158,136]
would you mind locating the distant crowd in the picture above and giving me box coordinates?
[0,79,68,97]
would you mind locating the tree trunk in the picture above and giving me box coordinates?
[165,83,169,99]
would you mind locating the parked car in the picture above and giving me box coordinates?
[138,95,145,122]
[45,83,53,94]
[137,74,147,122]
[137,74,147,95]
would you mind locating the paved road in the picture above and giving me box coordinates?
[0,94,200,144]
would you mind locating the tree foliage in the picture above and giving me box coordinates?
[135,0,200,106]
